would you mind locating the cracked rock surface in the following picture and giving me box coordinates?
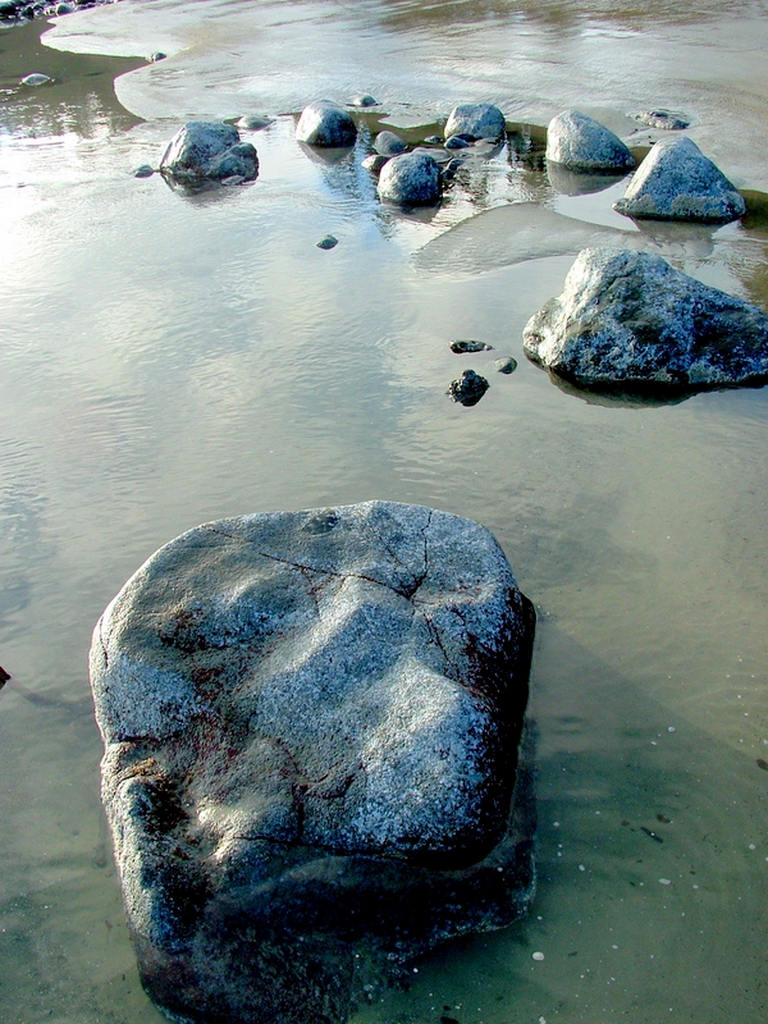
[90,500,535,1024]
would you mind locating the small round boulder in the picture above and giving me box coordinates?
[378,152,442,207]
[444,103,506,142]
[296,100,357,147]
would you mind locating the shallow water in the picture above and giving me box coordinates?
[1,2,767,1022]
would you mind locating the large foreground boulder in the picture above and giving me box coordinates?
[444,103,506,142]
[545,109,635,172]
[613,136,745,223]
[378,152,442,207]
[160,122,259,184]
[296,100,357,147]
[523,248,768,391]
[90,501,536,1024]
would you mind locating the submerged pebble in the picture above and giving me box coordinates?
[20,73,52,87]
[316,234,338,250]
[531,951,545,961]
[494,356,517,374]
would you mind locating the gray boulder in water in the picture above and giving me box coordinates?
[444,103,507,142]
[89,501,536,1024]
[160,121,258,184]
[613,136,745,223]
[296,100,357,147]
[545,109,635,172]
[523,248,768,391]
[378,152,442,206]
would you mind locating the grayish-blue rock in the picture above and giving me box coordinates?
[378,152,442,207]
[613,136,745,223]
[523,247,768,391]
[236,113,274,131]
[160,121,259,184]
[20,72,52,86]
[295,100,357,147]
[545,109,635,172]
[89,501,535,1024]
[373,130,406,157]
[444,103,506,142]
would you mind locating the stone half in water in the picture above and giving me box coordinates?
[90,501,536,1024]
[523,247,768,393]
[447,369,490,405]
[613,136,745,223]
[545,109,635,173]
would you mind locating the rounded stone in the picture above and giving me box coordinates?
[444,103,506,142]
[160,121,258,184]
[373,130,406,157]
[296,100,357,147]
[20,72,51,86]
[236,113,274,131]
[378,152,442,207]
[545,109,635,172]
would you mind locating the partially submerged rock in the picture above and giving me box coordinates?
[447,369,490,405]
[90,501,535,1024]
[523,247,768,391]
[236,113,274,131]
[444,103,506,142]
[296,100,357,147]
[633,109,690,131]
[373,130,406,157]
[160,121,259,185]
[545,109,635,173]
[613,136,745,223]
[450,339,493,354]
[378,152,442,207]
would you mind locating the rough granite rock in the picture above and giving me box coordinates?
[296,100,357,147]
[613,136,745,223]
[90,501,536,1024]
[160,122,258,184]
[545,109,635,172]
[447,369,490,405]
[444,103,506,142]
[378,152,442,207]
[523,247,768,391]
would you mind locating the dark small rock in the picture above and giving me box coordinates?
[494,356,517,374]
[133,164,155,178]
[316,234,338,250]
[350,93,377,107]
[447,369,490,406]
[757,758,768,771]
[423,135,443,145]
[445,134,471,150]
[236,114,274,131]
[374,130,406,157]
[450,339,493,354]
[296,100,357,147]
[0,664,10,687]
[146,52,166,63]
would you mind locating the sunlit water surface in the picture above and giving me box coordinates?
[1,2,767,1022]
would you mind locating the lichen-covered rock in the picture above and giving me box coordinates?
[613,136,745,223]
[444,103,506,142]
[523,247,768,391]
[295,100,357,147]
[160,122,258,184]
[90,501,536,1024]
[545,109,635,172]
[378,152,442,207]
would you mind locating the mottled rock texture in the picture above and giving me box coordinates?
[160,122,259,184]
[523,248,768,392]
[444,103,506,142]
[613,136,745,223]
[90,501,536,1024]
[545,109,635,172]
[378,152,442,206]
[296,100,357,147]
